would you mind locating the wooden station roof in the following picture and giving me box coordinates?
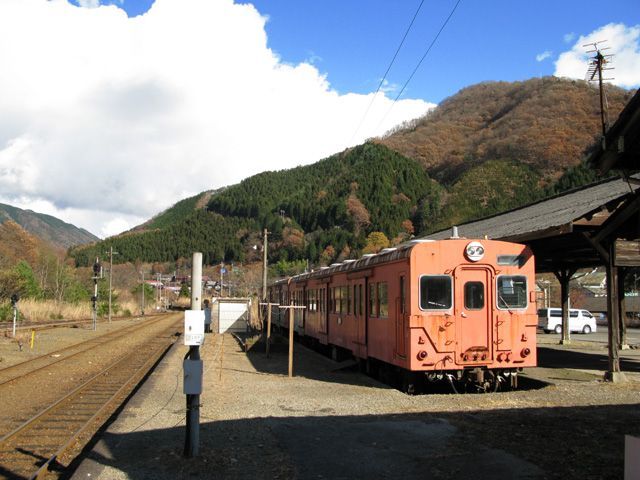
[424,175,640,272]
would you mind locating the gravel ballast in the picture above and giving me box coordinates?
[66,329,640,480]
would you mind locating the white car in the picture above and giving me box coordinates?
[538,308,597,334]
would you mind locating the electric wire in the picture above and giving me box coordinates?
[350,0,426,143]
[376,0,463,132]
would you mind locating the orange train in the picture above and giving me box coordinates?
[268,236,537,392]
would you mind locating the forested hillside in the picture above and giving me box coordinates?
[72,143,442,266]
[379,77,632,185]
[133,189,223,231]
[70,77,634,269]
[0,202,99,249]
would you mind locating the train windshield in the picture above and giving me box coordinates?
[420,275,452,310]
[497,275,527,309]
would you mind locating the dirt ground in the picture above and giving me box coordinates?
[63,328,640,480]
[0,317,145,368]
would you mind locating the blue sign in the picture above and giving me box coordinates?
[220,268,227,274]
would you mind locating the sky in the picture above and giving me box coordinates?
[0,0,638,239]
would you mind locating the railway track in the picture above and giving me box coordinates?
[0,317,181,479]
[0,312,168,334]
[0,316,165,387]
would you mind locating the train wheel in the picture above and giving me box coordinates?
[448,371,500,394]
[401,371,419,395]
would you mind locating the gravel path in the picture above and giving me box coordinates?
[69,332,640,480]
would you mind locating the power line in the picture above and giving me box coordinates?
[350,0,426,143]
[377,0,463,132]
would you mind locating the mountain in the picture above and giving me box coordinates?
[133,189,223,232]
[0,203,99,249]
[0,221,47,270]
[378,76,633,185]
[71,143,441,266]
[70,77,635,268]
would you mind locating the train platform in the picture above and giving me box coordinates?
[70,332,640,480]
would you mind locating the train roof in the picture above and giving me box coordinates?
[273,238,438,286]
[269,236,531,287]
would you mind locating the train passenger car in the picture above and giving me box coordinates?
[268,236,537,392]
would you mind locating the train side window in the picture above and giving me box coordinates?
[400,276,406,314]
[343,286,350,314]
[378,282,388,318]
[353,285,357,315]
[464,282,484,310]
[359,284,363,317]
[419,275,452,310]
[369,283,377,317]
[497,275,527,309]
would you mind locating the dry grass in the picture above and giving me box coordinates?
[14,299,142,323]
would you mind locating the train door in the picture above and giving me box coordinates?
[353,280,367,357]
[319,286,328,334]
[295,287,305,334]
[455,266,492,362]
[395,274,407,358]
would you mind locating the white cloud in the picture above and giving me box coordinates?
[536,50,552,62]
[78,0,100,7]
[0,0,434,238]
[563,32,576,44]
[77,0,123,7]
[380,79,400,94]
[555,23,640,89]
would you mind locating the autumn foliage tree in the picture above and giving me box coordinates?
[363,232,390,254]
[346,194,371,235]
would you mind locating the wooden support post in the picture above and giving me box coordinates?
[260,302,279,358]
[554,267,576,345]
[267,304,272,358]
[278,303,306,378]
[605,243,625,382]
[619,267,629,349]
[288,304,294,378]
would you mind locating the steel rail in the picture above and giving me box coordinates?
[0,316,162,387]
[0,311,168,334]
[0,319,180,479]
[31,332,177,480]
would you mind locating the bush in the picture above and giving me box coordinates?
[0,303,12,321]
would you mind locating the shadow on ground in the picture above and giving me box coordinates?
[537,346,640,373]
[57,403,640,480]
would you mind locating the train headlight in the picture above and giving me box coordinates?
[465,241,485,262]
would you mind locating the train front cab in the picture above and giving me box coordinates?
[406,239,537,388]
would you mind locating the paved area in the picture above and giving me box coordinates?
[69,332,640,480]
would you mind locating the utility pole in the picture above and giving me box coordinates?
[220,262,225,298]
[157,272,162,311]
[106,246,118,323]
[585,41,615,141]
[140,270,145,316]
[262,228,268,302]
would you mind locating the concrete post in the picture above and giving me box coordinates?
[185,252,203,458]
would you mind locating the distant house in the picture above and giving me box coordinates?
[575,271,607,297]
